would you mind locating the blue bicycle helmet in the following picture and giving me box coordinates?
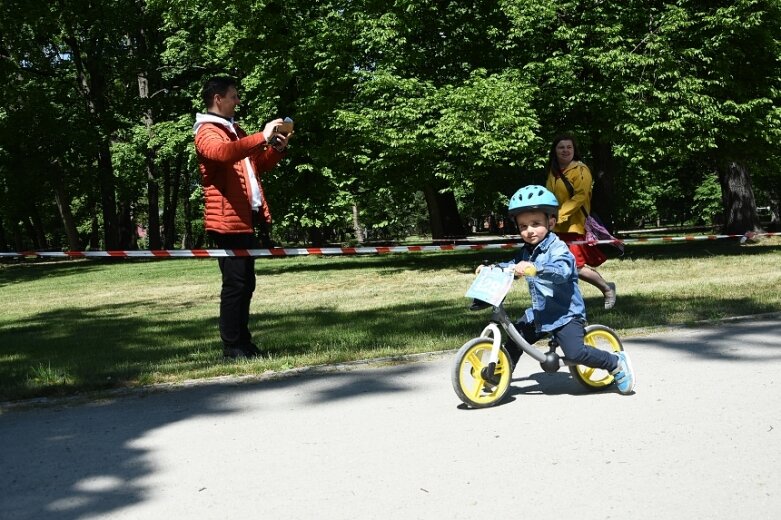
[508,185,559,217]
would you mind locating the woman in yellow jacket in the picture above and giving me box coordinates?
[545,134,617,309]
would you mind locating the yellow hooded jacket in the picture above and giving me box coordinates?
[545,161,593,235]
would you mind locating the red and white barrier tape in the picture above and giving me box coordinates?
[0,232,775,259]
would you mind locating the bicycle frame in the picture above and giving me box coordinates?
[477,300,577,386]
[467,264,566,384]
[479,303,547,366]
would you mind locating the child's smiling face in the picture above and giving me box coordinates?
[515,210,555,246]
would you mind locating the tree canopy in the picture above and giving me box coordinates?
[1,0,779,251]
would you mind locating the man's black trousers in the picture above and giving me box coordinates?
[208,232,259,349]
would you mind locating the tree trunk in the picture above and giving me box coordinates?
[133,13,163,250]
[52,173,82,251]
[766,189,779,231]
[352,202,364,243]
[138,71,162,250]
[182,162,194,248]
[717,160,762,235]
[589,140,617,232]
[170,155,182,247]
[308,226,325,246]
[65,33,120,249]
[86,203,99,249]
[97,141,121,249]
[163,153,183,249]
[12,221,25,252]
[27,205,48,249]
[0,220,8,251]
[146,162,161,249]
[423,184,465,239]
[23,215,44,250]
[118,201,136,250]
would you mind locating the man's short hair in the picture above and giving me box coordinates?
[201,76,238,108]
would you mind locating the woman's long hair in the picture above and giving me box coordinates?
[548,133,582,176]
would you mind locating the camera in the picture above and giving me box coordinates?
[269,117,293,147]
[274,117,294,135]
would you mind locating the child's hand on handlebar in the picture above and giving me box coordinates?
[475,260,495,275]
[513,261,537,278]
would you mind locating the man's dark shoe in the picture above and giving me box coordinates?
[223,344,261,359]
[223,346,248,359]
[244,343,262,357]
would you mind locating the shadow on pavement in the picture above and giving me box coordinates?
[0,361,427,520]
[627,319,781,361]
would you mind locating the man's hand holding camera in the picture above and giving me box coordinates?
[262,117,294,152]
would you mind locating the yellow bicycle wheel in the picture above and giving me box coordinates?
[451,338,513,408]
[570,324,623,390]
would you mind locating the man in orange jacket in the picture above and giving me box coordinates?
[194,76,291,359]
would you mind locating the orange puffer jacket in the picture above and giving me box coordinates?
[194,114,284,233]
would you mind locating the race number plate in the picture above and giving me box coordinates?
[465,267,514,307]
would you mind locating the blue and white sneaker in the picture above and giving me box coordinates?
[611,351,635,394]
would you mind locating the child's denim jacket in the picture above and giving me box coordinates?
[498,232,586,333]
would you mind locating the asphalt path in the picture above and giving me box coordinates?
[1,316,780,520]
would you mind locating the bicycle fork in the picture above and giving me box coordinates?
[478,322,504,385]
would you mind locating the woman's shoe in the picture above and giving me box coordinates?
[604,282,617,310]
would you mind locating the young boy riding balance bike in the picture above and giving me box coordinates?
[475,185,635,395]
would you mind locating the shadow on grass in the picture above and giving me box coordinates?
[0,259,116,287]
[579,293,780,330]
[2,288,779,403]
[0,257,216,288]
[0,300,218,401]
[0,295,484,402]
[1,237,778,402]
[615,238,781,261]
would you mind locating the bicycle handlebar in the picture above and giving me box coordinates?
[487,264,537,277]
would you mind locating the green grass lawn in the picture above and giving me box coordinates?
[1,237,780,402]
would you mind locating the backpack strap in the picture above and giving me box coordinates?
[556,169,589,218]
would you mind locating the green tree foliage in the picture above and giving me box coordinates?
[335,1,541,238]
[503,0,781,231]
[615,0,781,231]
[693,173,723,226]
[1,0,779,252]
[1,0,161,249]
